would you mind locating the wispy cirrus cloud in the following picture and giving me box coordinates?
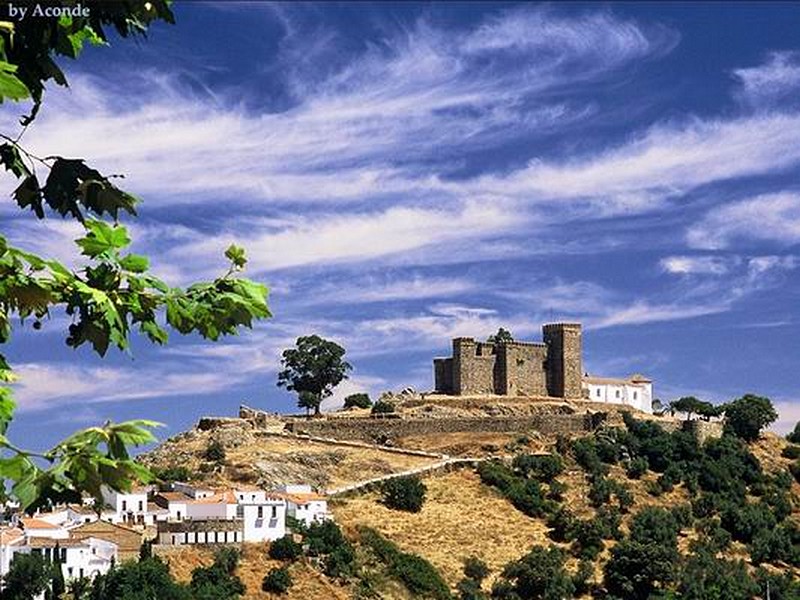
[733,51,800,109]
[687,192,800,249]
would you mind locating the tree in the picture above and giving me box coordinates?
[786,421,800,444]
[723,394,778,442]
[492,545,575,600]
[670,396,717,421]
[487,327,514,344]
[0,1,271,509]
[1,552,51,600]
[277,335,351,416]
[90,556,191,600]
[343,393,372,409]
[381,475,427,512]
[268,535,303,561]
[262,567,292,594]
[371,400,395,414]
[189,548,246,600]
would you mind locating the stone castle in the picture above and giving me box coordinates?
[433,323,583,398]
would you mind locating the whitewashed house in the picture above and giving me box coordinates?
[275,485,329,527]
[236,492,286,542]
[100,486,151,526]
[583,373,653,413]
[29,536,116,581]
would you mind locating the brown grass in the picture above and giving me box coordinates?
[332,469,554,586]
[157,543,352,600]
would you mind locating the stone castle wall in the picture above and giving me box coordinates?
[435,323,583,399]
[285,413,601,444]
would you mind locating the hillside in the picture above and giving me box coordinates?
[143,406,800,599]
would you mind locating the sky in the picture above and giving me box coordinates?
[1,1,800,449]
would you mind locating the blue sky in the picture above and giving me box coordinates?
[2,2,800,449]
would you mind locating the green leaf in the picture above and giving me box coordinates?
[75,220,130,258]
[119,253,149,273]
[224,244,247,269]
[0,143,31,178]
[0,387,16,433]
[0,61,30,102]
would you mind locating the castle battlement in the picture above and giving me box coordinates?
[433,322,583,399]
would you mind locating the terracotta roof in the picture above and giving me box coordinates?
[21,517,61,530]
[67,504,97,515]
[0,527,24,545]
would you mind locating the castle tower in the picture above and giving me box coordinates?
[542,323,583,398]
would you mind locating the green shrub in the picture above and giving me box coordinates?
[786,421,800,444]
[457,577,487,600]
[588,475,612,507]
[262,567,292,594]
[153,465,192,483]
[722,394,777,442]
[381,475,426,513]
[572,559,594,596]
[268,536,302,561]
[493,545,574,600]
[512,453,564,481]
[371,400,395,414]
[571,519,604,560]
[463,557,489,583]
[546,479,567,502]
[360,527,451,600]
[204,440,226,463]
[343,393,372,409]
[546,508,576,543]
[626,457,648,479]
[782,444,800,459]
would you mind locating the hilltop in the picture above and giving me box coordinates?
[143,397,800,599]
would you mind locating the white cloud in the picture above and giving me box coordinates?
[305,274,477,305]
[687,192,800,249]
[171,201,516,274]
[733,51,800,108]
[771,399,800,435]
[660,255,735,275]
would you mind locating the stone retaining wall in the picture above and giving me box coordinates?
[286,413,600,444]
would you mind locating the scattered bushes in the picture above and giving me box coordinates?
[476,460,553,518]
[304,521,356,579]
[512,453,564,481]
[458,557,489,600]
[360,527,451,600]
[204,440,226,463]
[626,456,648,479]
[381,475,427,513]
[781,444,800,459]
[268,535,302,561]
[343,393,372,409]
[492,545,574,600]
[371,400,395,414]
[722,394,778,442]
[262,567,293,594]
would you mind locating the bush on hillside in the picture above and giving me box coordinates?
[343,393,372,409]
[492,545,575,600]
[262,567,292,594]
[381,475,427,513]
[204,440,226,463]
[360,527,451,600]
[371,400,395,414]
[268,535,302,561]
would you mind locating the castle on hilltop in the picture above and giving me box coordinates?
[433,322,653,413]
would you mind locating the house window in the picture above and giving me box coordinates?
[596,389,601,397]
[615,390,620,399]
[257,506,263,519]
[139,501,144,512]
[633,391,638,400]
[271,506,277,519]
[122,500,127,511]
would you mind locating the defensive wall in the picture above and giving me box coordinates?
[283,413,607,444]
